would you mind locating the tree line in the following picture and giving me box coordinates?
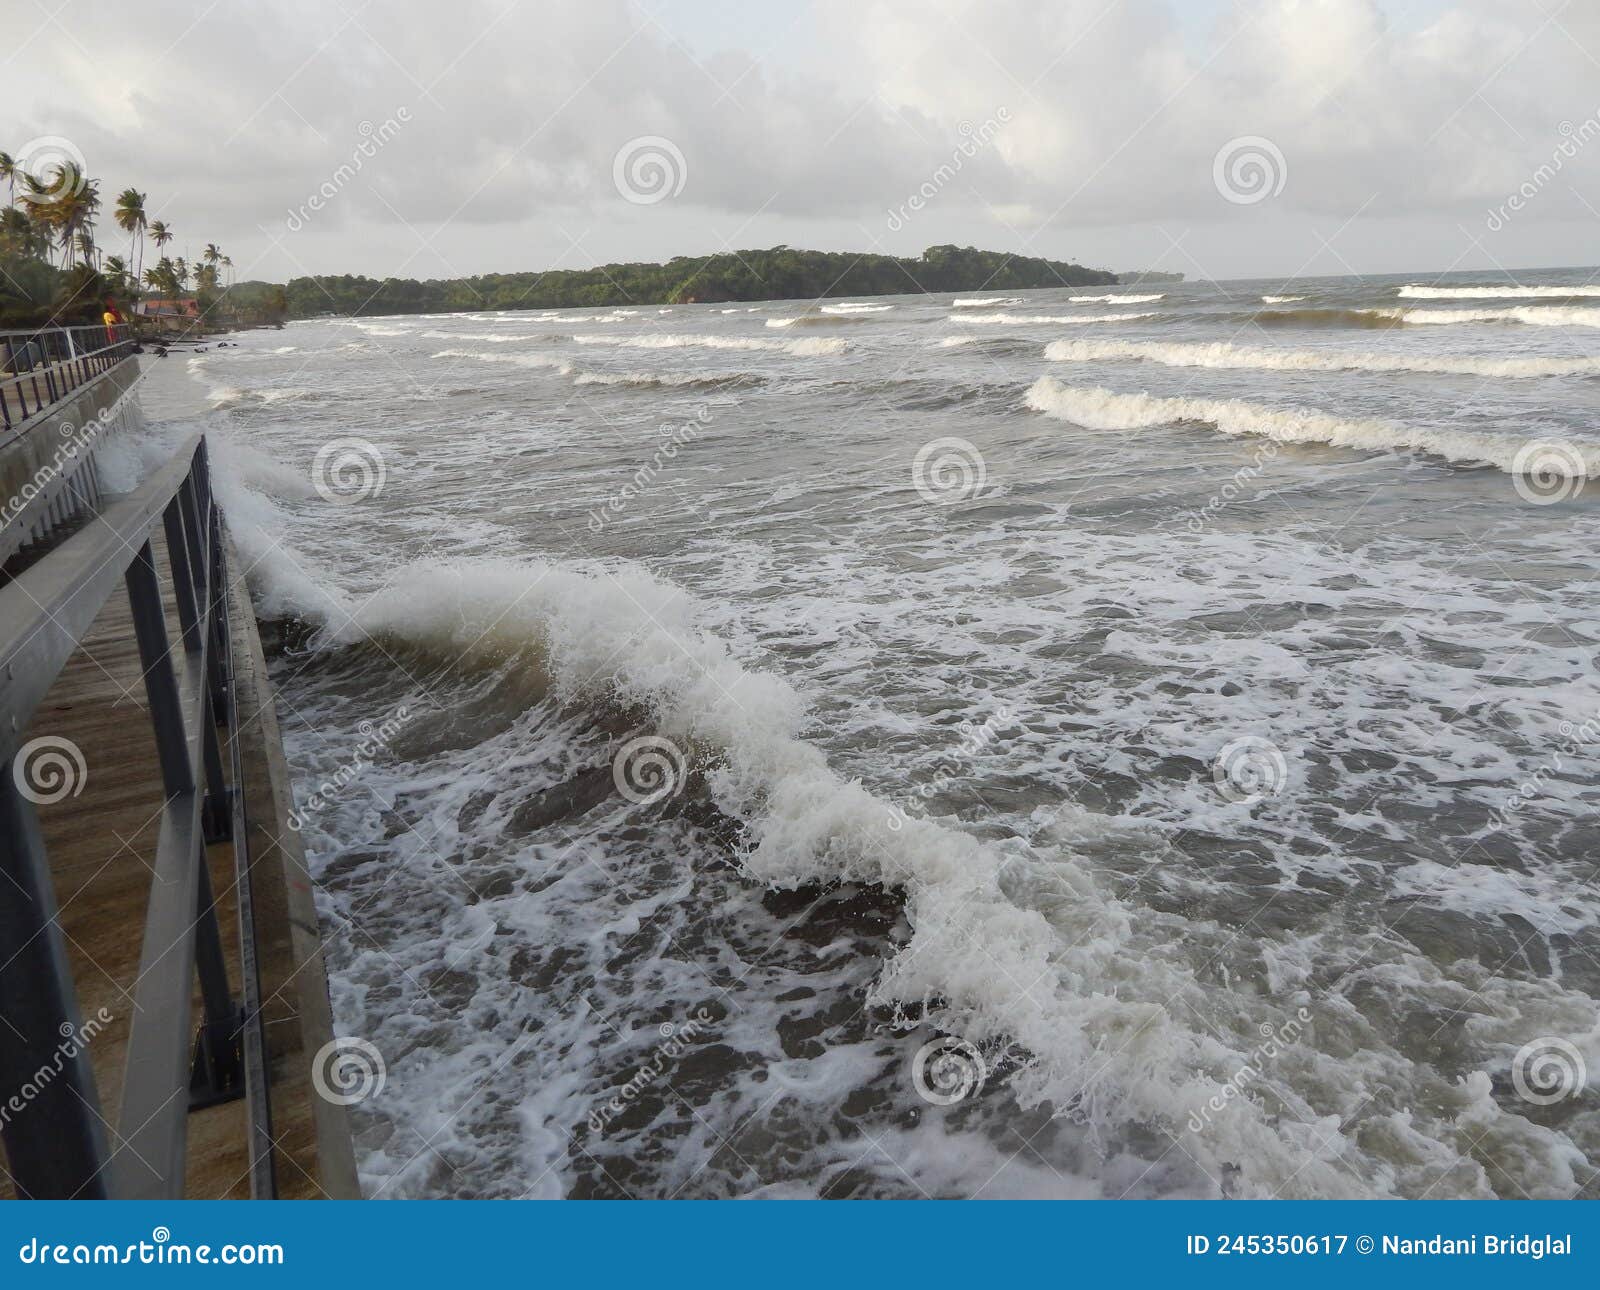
[0,146,278,327]
[283,244,1119,317]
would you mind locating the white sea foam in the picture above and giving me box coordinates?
[208,384,313,407]
[1024,376,1600,473]
[431,348,575,374]
[951,297,1023,307]
[820,302,894,313]
[297,557,1369,1199]
[571,332,846,356]
[950,311,1155,326]
[1043,337,1600,378]
[1261,294,1305,303]
[1400,284,1600,299]
[1069,293,1163,303]
[422,330,539,343]
[1400,305,1600,327]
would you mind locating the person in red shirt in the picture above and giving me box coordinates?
[101,296,125,347]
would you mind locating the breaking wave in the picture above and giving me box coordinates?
[1400,284,1600,299]
[1024,376,1600,474]
[572,333,847,356]
[1043,338,1600,379]
[950,311,1156,326]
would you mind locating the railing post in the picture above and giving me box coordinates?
[0,771,111,1199]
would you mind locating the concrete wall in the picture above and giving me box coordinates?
[0,359,144,567]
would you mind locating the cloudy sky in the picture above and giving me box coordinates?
[5,0,1599,285]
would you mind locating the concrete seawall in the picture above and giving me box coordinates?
[0,358,144,567]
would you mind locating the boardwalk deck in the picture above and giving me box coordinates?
[1,525,357,1198]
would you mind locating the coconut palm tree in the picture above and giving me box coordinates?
[20,163,99,267]
[74,229,97,268]
[220,252,234,286]
[114,188,147,280]
[0,152,15,206]
[0,205,48,258]
[148,218,173,265]
[103,254,129,294]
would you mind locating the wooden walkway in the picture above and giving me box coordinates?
[2,527,356,1198]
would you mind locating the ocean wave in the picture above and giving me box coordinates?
[950,311,1155,326]
[1043,338,1600,378]
[263,555,1360,1199]
[422,330,543,343]
[571,369,764,390]
[1253,308,1404,329]
[1400,305,1600,328]
[208,384,316,407]
[765,314,875,328]
[1400,284,1600,299]
[431,348,575,374]
[572,333,846,356]
[951,297,1023,307]
[1069,293,1163,303]
[821,302,894,313]
[1024,377,1600,474]
[1261,295,1305,304]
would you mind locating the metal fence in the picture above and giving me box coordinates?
[0,436,275,1199]
[1,323,139,433]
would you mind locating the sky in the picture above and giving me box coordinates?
[4,0,1599,286]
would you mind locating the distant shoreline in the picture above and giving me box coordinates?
[272,244,1150,320]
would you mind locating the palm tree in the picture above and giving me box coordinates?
[74,229,97,268]
[220,253,234,286]
[114,188,147,280]
[104,254,129,294]
[0,152,14,206]
[20,163,99,267]
[203,242,220,269]
[0,205,48,258]
[148,218,172,266]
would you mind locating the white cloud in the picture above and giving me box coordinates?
[4,0,1599,280]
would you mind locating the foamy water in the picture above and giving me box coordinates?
[136,269,1600,1200]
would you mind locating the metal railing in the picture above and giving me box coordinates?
[1,323,138,433]
[0,436,274,1199]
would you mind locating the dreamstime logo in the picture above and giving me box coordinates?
[0,1006,113,1131]
[612,735,688,805]
[1186,441,1280,532]
[587,1006,716,1134]
[886,108,1011,231]
[612,136,687,205]
[285,107,411,231]
[1188,1009,1312,1133]
[12,736,87,805]
[1487,113,1600,231]
[886,705,1013,831]
[287,704,415,831]
[311,1036,386,1106]
[912,436,987,504]
[1491,707,1600,830]
[312,438,386,503]
[1511,441,1587,505]
[912,1037,986,1106]
[1212,735,1287,805]
[587,407,711,532]
[1510,1037,1586,1106]
[16,135,87,205]
[1212,136,1287,206]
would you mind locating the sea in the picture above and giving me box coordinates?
[127,268,1600,1199]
